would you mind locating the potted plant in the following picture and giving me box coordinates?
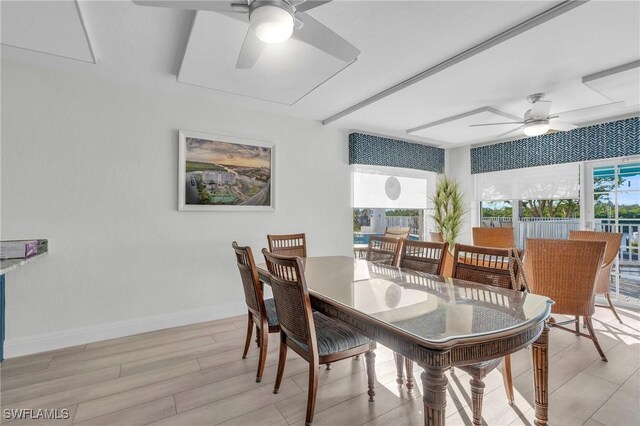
[431,177,466,276]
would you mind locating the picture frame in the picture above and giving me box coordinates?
[178,130,275,211]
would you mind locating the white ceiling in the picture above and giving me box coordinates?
[407,107,522,145]
[583,61,640,107]
[1,0,95,63]
[1,1,639,148]
[178,11,353,105]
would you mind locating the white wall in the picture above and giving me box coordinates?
[0,61,352,357]
[444,146,476,244]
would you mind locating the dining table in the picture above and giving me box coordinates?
[256,256,553,426]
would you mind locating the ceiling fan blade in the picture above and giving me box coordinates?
[529,100,552,119]
[554,101,625,120]
[131,0,248,13]
[294,0,332,12]
[549,121,578,131]
[469,122,522,127]
[235,28,265,69]
[291,12,360,62]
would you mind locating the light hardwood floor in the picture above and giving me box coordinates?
[1,306,639,426]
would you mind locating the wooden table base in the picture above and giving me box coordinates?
[421,366,449,426]
[532,324,550,426]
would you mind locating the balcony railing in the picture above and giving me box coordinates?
[481,217,580,248]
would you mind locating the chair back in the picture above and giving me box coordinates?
[267,233,307,257]
[399,240,448,275]
[262,249,316,358]
[232,242,266,320]
[452,244,519,289]
[384,226,411,239]
[472,227,515,249]
[568,230,623,294]
[366,236,402,266]
[523,239,605,317]
[568,230,622,267]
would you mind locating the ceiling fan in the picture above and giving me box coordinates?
[131,0,360,69]
[469,93,622,138]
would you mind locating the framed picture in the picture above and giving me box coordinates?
[178,130,275,211]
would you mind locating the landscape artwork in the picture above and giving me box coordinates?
[178,131,274,211]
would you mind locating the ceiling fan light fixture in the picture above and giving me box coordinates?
[523,120,550,137]
[251,4,294,44]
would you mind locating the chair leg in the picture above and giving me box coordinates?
[326,363,331,370]
[502,355,514,404]
[605,293,624,324]
[242,312,253,359]
[393,352,404,385]
[470,375,486,426]
[255,325,269,382]
[305,361,319,426]
[575,316,580,336]
[365,350,376,402]
[584,316,608,362]
[273,333,288,394]
[255,325,261,348]
[405,357,414,393]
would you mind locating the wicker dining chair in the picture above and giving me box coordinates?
[399,240,448,276]
[262,249,377,426]
[393,240,448,392]
[472,227,516,249]
[568,230,624,323]
[267,233,307,257]
[231,242,280,383]
[524,238,608,361]
[384,226,411,239]
[397,244,521,425]
[366,235,403,266]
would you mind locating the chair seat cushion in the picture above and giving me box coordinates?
[264,298,279,327]
[290,312,371,356]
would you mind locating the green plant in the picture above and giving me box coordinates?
[431,177,466,253]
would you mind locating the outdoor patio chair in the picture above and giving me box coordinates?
[384,226,411,239]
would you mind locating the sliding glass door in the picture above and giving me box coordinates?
[586,160,640,306]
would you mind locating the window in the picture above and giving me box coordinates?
[591,162,640,304]
[519,199,580,219]
[352,166,432,243]
[480,201,512,227]
[475,163,581,247]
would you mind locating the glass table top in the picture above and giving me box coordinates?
[258,256,552,347]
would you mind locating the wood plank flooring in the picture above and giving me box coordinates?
[1,307,639,425]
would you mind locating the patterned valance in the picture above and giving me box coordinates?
[349,133,444,173]
[470,117,640,174]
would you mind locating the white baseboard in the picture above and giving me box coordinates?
[3,303,246,358]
